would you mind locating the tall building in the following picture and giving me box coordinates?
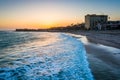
[85,14,108,30]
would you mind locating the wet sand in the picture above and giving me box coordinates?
[68,30,120,80]
[85,44,120,80]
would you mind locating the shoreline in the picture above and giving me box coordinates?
[68,30,120,49]
[1,30,120,79]
[68,30,120,80]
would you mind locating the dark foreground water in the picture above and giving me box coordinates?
[0,31,93,80]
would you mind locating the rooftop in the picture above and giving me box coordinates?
[86,14,108,17]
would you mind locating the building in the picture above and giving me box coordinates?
[106,21,120,30]
[85,14,108,30]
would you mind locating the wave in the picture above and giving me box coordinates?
[0,32,94,80]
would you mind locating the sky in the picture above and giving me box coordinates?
[0,0,120,30]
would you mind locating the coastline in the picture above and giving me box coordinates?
[68,30,120,49]
[67,30,120,80]
[2,30,120,79]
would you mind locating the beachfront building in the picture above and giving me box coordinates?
[106,21,120,30]
[85,14,108,30]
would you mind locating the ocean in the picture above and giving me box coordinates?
[0,31,93,80]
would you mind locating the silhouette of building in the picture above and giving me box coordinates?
[85,14,108,30]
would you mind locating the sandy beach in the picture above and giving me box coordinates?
[70,30,120,49]
[68,30,120,80]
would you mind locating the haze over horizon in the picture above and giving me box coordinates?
[0,0,120,30]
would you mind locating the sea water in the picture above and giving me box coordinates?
[0,31,93,80]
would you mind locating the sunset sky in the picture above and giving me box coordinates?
[0,0,120,30]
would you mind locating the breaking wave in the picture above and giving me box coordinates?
[0,32,93,80]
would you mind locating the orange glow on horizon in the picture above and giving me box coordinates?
[0,0,120,30]
[0,1,83,30]
[0,18,81,29]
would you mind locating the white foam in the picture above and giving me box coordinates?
[0,32,94,80]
